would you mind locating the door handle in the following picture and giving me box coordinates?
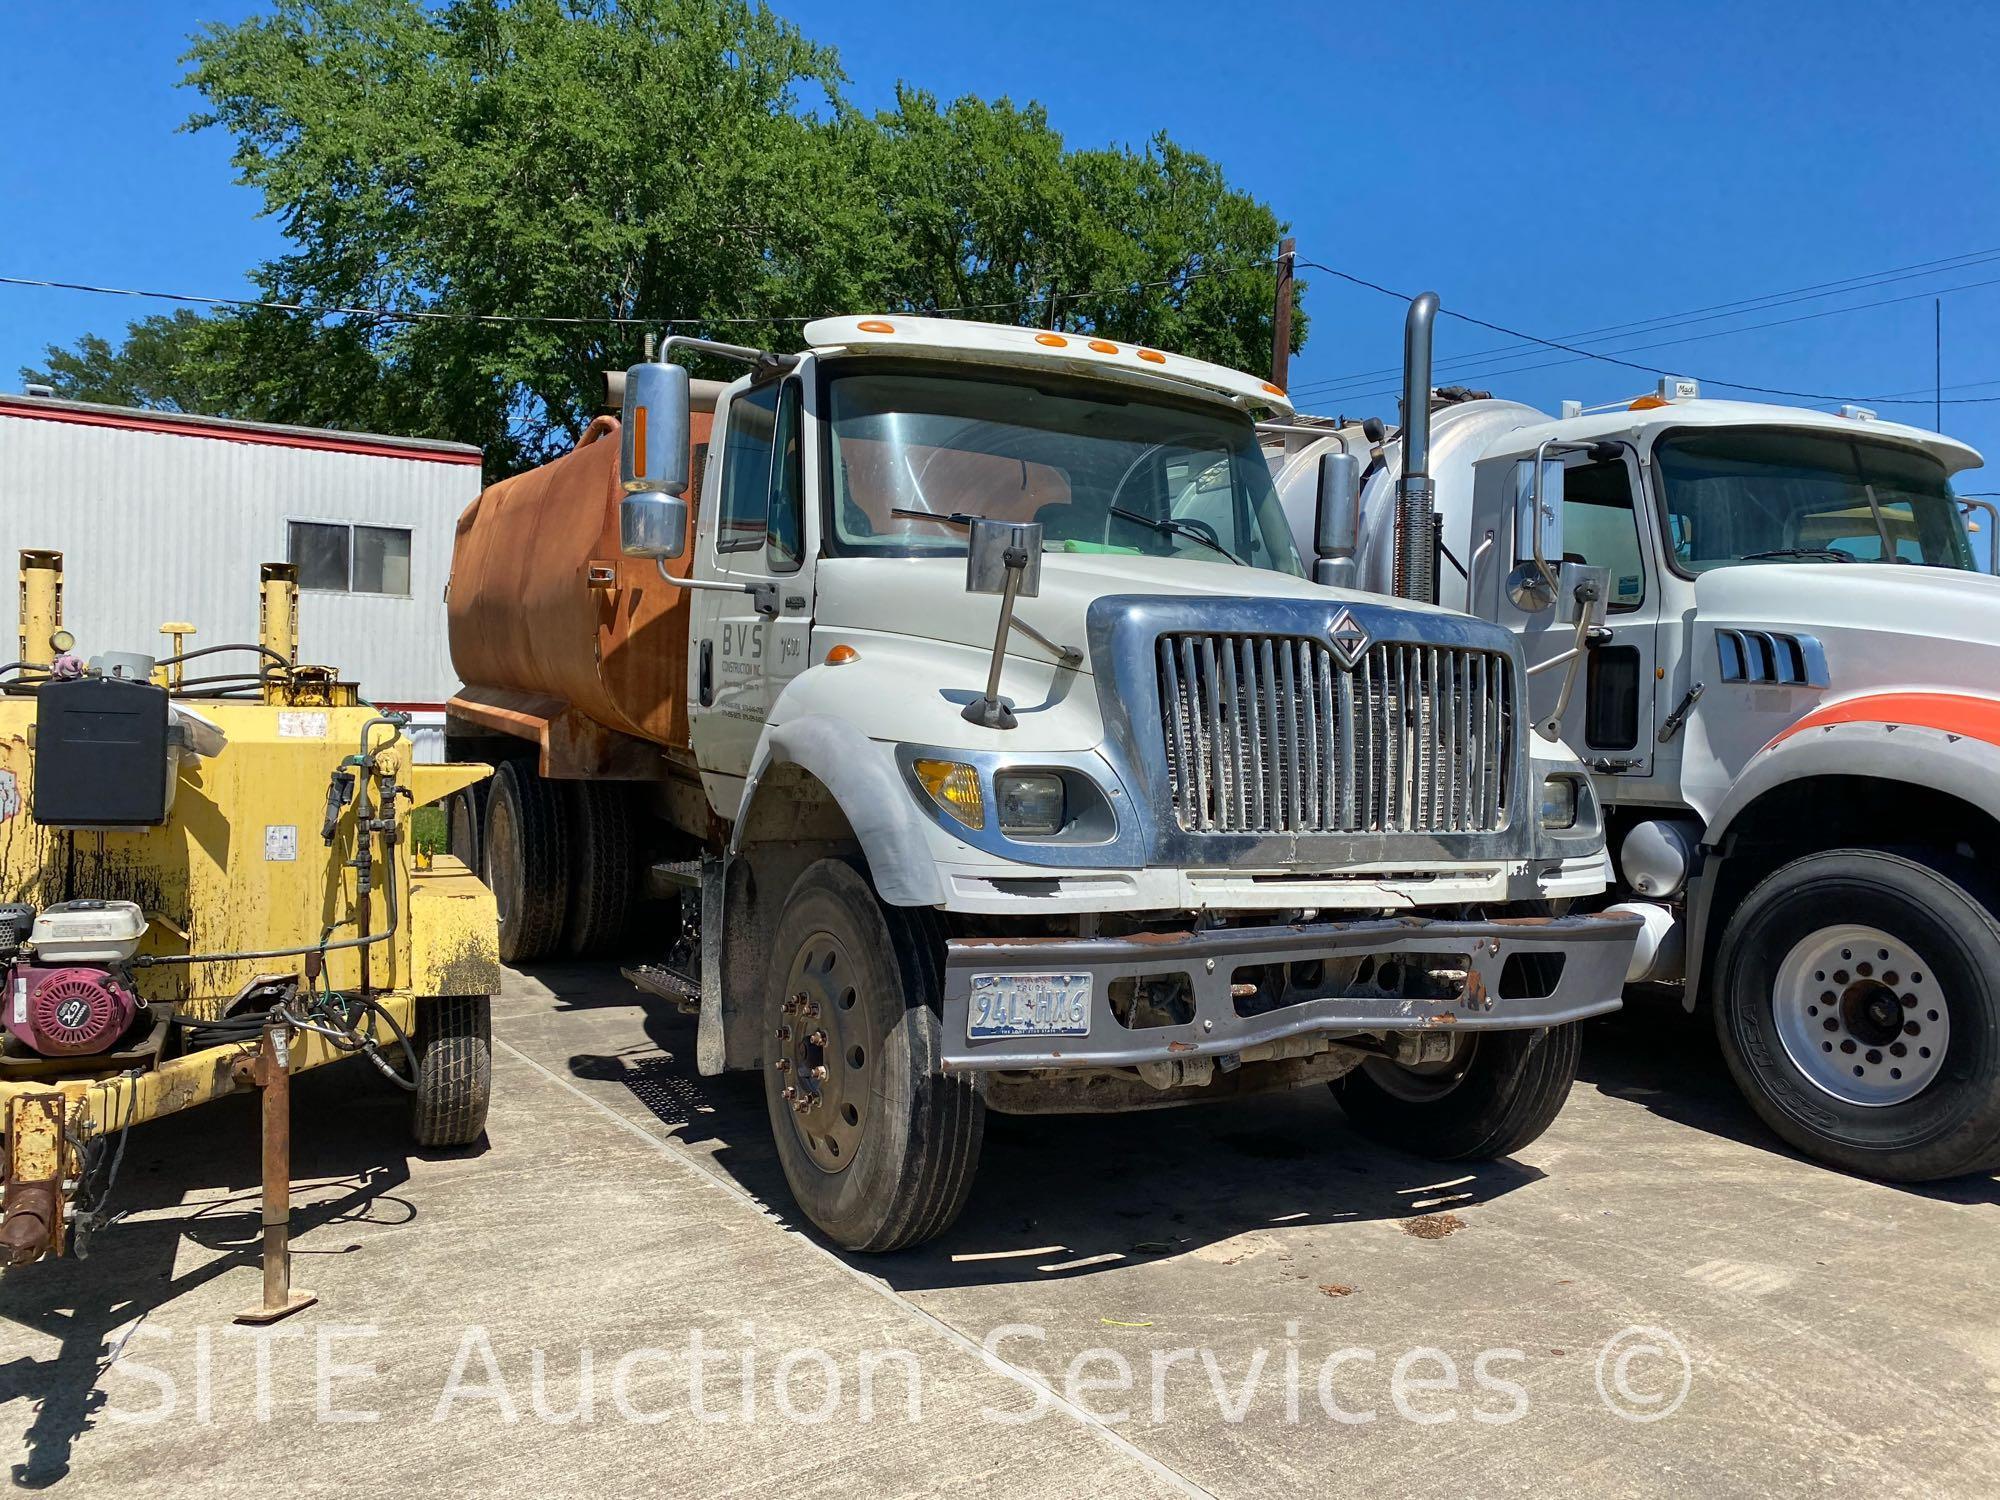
[697,640,714,707]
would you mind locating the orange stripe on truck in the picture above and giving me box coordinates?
[1766,692,2000,751]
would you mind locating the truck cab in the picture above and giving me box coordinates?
[1267,336,2000,1184]
[452,315,1640,1251]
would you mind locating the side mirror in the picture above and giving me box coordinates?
[965,518,1043,600]
[1313,451,1363,587]
[1512,457,1565,568]
[619,492,689,560]
[620,361,691,498]
[619,360,692,560]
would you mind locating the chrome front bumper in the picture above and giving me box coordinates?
[939,909,1641,1071]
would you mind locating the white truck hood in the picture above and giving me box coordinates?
[1681,562,2000,819]
[813,552,1462,663]
[1694,562,2000,680]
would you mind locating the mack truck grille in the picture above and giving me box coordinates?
[1156,633,1513,836]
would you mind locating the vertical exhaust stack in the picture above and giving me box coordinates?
[1394,293,1440,603]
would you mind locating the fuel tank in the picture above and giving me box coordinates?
[447,393,716,753]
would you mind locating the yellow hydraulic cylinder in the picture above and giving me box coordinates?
[157,622,196,689]
[17,550,62,669]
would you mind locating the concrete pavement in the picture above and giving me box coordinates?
[2,960,1994,1497]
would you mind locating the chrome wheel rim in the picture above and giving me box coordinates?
[774,930,867,1174]
[1772,924,1948,1108]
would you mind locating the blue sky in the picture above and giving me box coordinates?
[6,0,2000,490]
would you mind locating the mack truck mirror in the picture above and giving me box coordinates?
[618,360,692,560]
[963,518,1045,730]
[1313,450,1363,588]
[1506,456,1566,611]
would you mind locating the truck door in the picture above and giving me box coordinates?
[1507,451,1661,778]
[689,374,815,803]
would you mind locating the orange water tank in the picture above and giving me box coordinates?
[447,403,714,755]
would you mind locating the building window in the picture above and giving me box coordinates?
[288,521,412,595]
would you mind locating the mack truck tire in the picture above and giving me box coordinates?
[562,781,637,957]
[1330,1023,1583,1160]
[1714,849,2000,1182]
[760,860,984,1252]
[482,760,568,964]
[410,994,493,1148]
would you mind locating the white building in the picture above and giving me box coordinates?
[1,391,482,759]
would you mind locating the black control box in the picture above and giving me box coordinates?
[33,677,173,827]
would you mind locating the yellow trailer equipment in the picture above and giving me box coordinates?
[0,553,499,1318]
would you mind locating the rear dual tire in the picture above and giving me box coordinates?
[479,763,637,964]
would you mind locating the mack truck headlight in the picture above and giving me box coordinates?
[1539,774,1581,831]
[994,771,1065,837]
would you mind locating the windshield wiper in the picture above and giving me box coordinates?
[1741,547,1855,563]
[1108,505,1238,564]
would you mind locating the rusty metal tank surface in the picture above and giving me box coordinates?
[448,408,712,755]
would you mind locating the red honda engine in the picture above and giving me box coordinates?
[6,964,140,1056]
[1,900,148,1058]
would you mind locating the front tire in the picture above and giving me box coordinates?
[760,860,983,1252]
[1714,848,2000,1181]
[1331,1024,1582,1159]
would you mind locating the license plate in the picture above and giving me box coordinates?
[967,972,1092,1040]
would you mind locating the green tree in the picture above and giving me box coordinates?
[25,0,1303,472]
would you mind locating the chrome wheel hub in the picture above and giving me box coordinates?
[774,930,867,1173]
[1773,924,1948,1108]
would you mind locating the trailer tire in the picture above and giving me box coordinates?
[482,761,568,964]
[410,994,492,1148]
[1714,848,2000,1182]
[562,782,637,957]
[761,860,983,1252]
[1330,1023,1582,1160]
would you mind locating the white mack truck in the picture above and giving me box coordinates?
[446,314,1640,1251]
[1266,293,2000,1182]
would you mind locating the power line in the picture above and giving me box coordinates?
[1289,245,2000,397]
[1294,259,2000,408]
[0,254,1276,336]
[1302,268,2000,406]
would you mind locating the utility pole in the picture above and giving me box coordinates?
[1935,296,1942,432]
[1270,238,1296,392]
[1046,283,1062,333]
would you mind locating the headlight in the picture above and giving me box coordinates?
[914,759,983,830]
[995,771,1066,837]
[1539,774,1579,831]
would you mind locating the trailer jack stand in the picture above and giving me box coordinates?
[232,1025,316,1325]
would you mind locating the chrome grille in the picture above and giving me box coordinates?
[1156,633,1512,835]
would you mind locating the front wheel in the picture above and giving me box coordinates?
[1714,848,2000,1182]
[760,860,983,1252]
[1330,1023,1582,1159]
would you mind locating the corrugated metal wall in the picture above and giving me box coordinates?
[2,410,481,719]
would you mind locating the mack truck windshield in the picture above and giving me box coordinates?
[1268,294,2000,1184]
[445,316,1639,1251]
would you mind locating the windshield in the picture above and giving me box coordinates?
[1654,427,1975,572]
[823,363,1304,575]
